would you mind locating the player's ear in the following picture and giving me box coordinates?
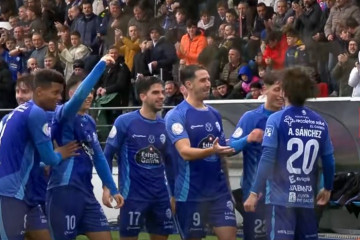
[139,92,146,102]
[184,80,191,89]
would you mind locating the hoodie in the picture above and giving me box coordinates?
[238,65,260,93]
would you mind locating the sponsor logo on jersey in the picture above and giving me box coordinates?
[160,134,166,144]
[108,126,117,138]
[265,125,274,137]
[284,115,295,127]
[190,124,203,129]
[205,122,213,132]
[132,134,146,138]
[135,145,162,168]
[171,123,183,135]
[232,127,243,138]
[148,135,155,144]
[198,135,217,162]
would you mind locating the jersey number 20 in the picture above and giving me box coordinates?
[286,138,319,175]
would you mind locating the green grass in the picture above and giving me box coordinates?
[76,232,242,240]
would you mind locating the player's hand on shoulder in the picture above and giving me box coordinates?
[212,137,235,155]
[244,192,258,212]
[55,140,80,160]
[316,188,331,206]
[101,54,115,65]
[247,129,264,143]
[113,193,124,209]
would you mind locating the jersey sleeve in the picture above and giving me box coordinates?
[61,60,106,120]
[106,116,128,150]
[28,105,52,145]
[262,113,280,148]
[229,112,252,152]
[165,109,188,144]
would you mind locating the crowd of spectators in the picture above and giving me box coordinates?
[0,0,359,117]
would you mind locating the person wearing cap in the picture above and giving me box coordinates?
[144,25,177,80]
[175,19,207,65]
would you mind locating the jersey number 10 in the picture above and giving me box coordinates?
[286,138,319,175]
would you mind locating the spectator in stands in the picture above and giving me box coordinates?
[197,9,216,36]
[26,57,38,73]
[95,45,131,129]
[285,28,308,67]
[262,30,288,69]
[13,26,25,48]
[4,37,24,81]
[132,38,150,78]
[238,65,260,95]
[29,32,48,68]
[346,17,360,45]
[225,9,239,33]
[46,39,61,63]
[273,0,292,30]
[8,16,19,31]
[26,6,46,35]
[44,54,64,74]
[73,1,101,54]
[237,2,254,40]
[128,1,156,38]
[99,0,130,53]
[41,0,59,41]
[162,80,184,116]
[332,39,359,96]
[72,59,86,76]
[214,1,228,30]
[59,30,90,81]
[176,19,207,65]
[115,25,140,72]
[18,5,29,26]
[0,58,16,118]
[221,47,247,87]
[218,24,244,66]
[59,25,71,49]
[145,25,177,80]
[348,53,360,97]
[245,81,262,99]
[215,79,234,99]
[166,7,188,44]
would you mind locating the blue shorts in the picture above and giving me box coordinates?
[46,186,110,240]
[119,199,174,237]
[266,205,318,240]
[0,196,27,240]
[25,204,49,231]
[242,200,266,240]
[175,194,237,239]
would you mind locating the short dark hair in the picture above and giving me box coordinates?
[34,69,65,89]
[186,19,197,28]
[180,65,206,85]
[216,1,228,9]
[265,30,282,44]
[135,76,163,97]
[346,17,358,29]
[285,27,299,38]
[16,74,34,90]
[263,70,283,86]
[281,67,316,106]
[250,81,262,89]
[108,45,119,52]
[70,31,81,38]
[66,74,86,99]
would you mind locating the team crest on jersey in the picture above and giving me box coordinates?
[108,126,117,138]
[42,123,50,137]
[302,110,307,115]
[284,115,295,127]
[215,121,221,132]
[165,208,172,219]
[232,127,243,138]
[160,134,166,144]
[171,123,183,135]
[226,201,234,211]
[265,125,274,137]
[205,122,213,132]
[148,135,155,144]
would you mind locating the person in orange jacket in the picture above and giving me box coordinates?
[175,19,207,65]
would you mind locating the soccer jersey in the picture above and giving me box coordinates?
[165,100,229,202]
[105,110,170,201]
[48,60,118,195]
[262,106,334,208]
[230,104,274,199]
[0,101,53,206]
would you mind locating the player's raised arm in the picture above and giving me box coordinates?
[61,55,115,119]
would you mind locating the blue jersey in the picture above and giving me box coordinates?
[261,106,334,208]
[0,101,55,206]
[48,60,118,196]
[165,100,229,202]
[105,110,170,201]
[4,51,23,81]
[230,104,274,200]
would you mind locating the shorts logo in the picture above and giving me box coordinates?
[265,125,274,137]
[171,123,183,135]
[232,127,243,138]
[148,135,155,144]
[205,122,213,132]
[226,201,234,211]
[42,123,50,137]
[160,134,166,144]
[108,126,117,138]
[284,115,295,127]
[215,121,221,132]
[166,208,172,219]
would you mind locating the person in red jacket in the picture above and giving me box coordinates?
[175,19,207,65]
[262,30,288,70]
